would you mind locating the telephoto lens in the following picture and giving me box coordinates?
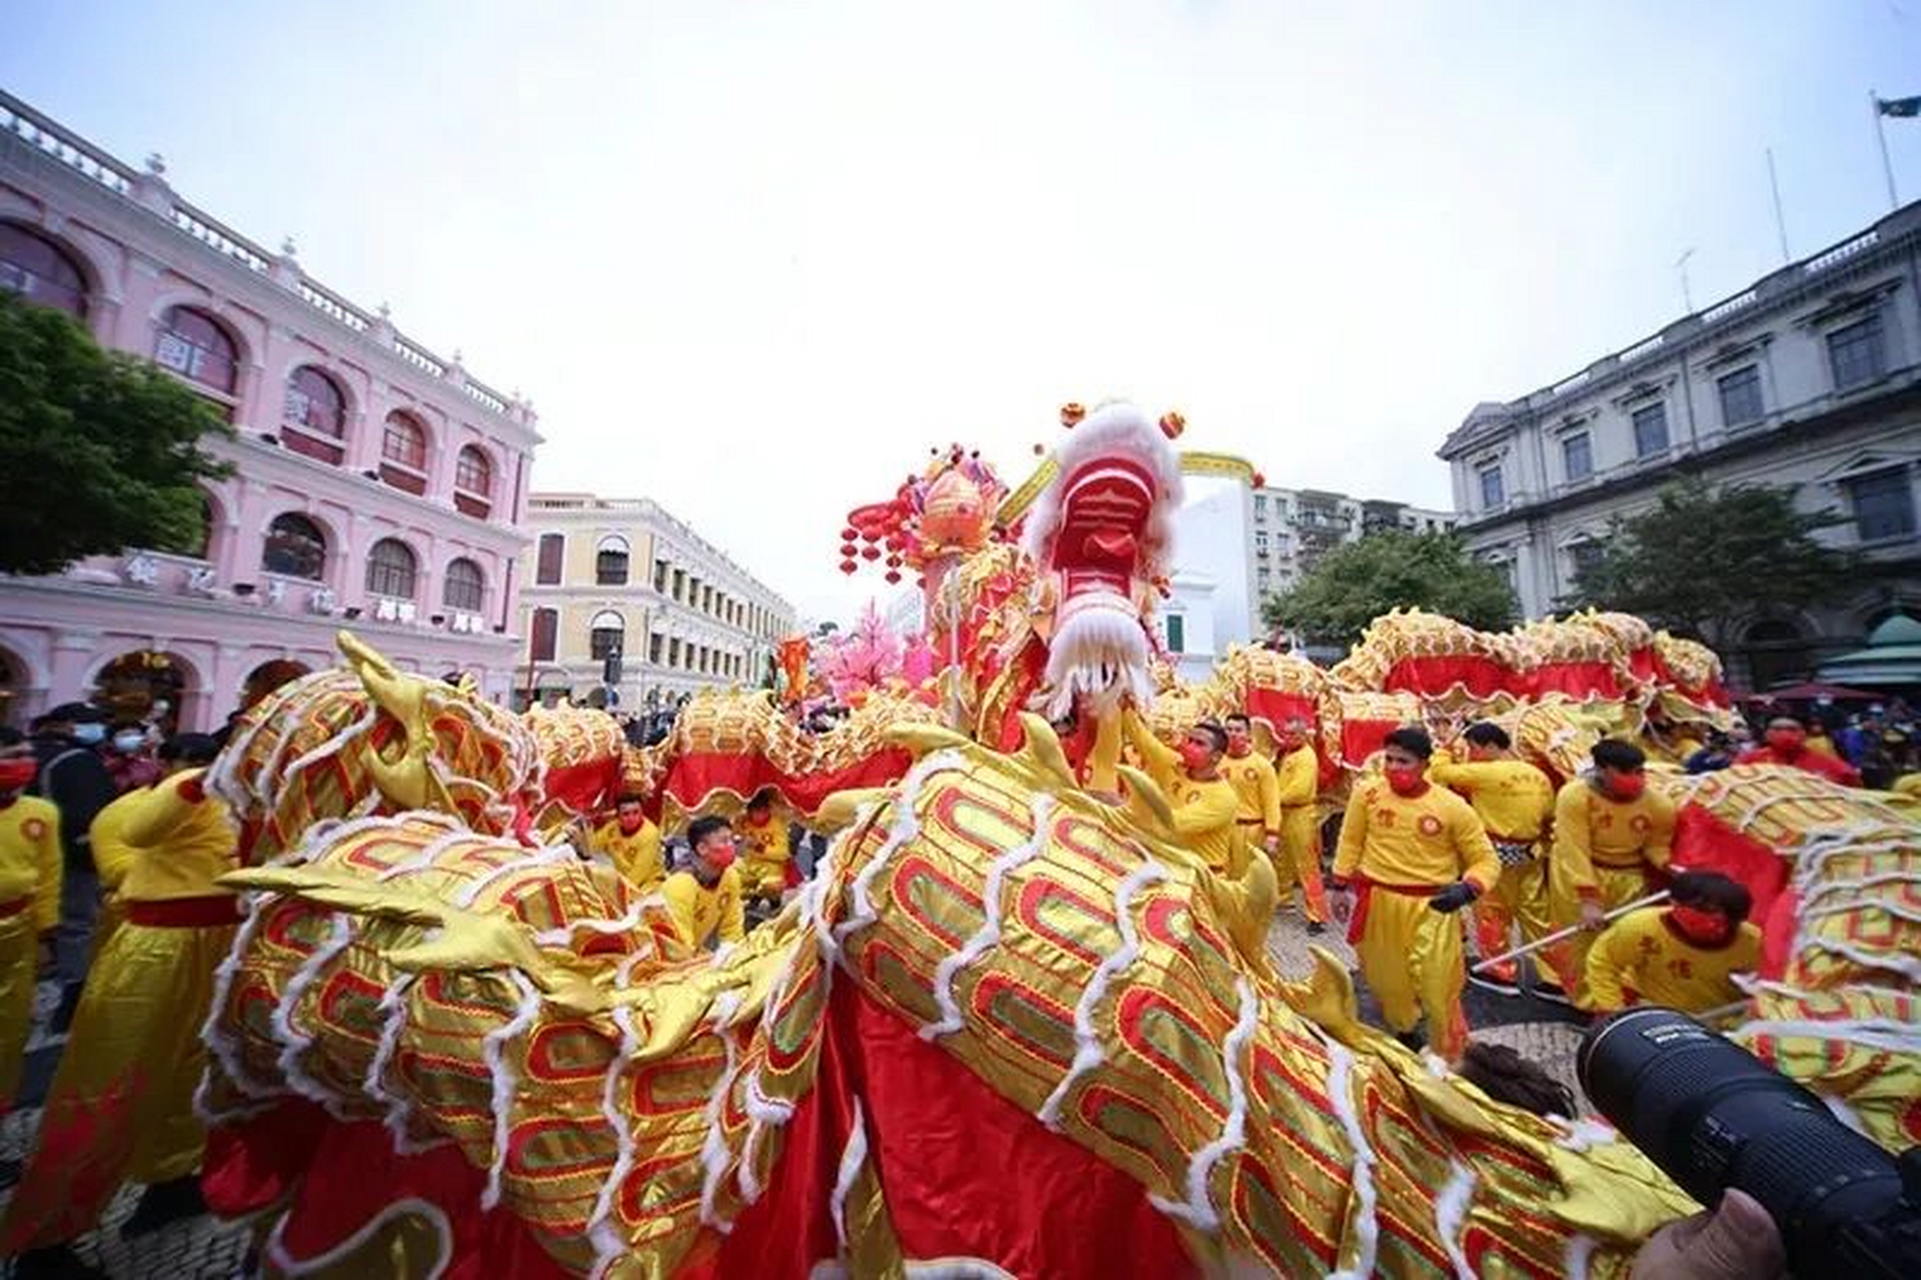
[1578,1007,1921,1278]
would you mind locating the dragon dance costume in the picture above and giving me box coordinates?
[0,760,59,1116]
[1333,777,1500,1058]
[3,770,239,1252]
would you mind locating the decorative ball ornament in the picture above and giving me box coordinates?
[861,546,882,561]
[839,542,857,557]
[839,559,857,575]
[1251,471,1267,488]
[1033,443,1045,455]
[884,570,901,585]
[841,527,858,541]
[1060,402,1086,428]
[1159,410,1186,441]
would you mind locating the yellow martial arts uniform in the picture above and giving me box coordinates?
[737,816,792,896]
[2,771,239,1251]
[1545,778,1676,997]
[0,795,60,1114]
[87,787,149,960]
[1273,745,1327,923]
[1122,710,1241,873]
[1582,908,1762,1014]
[1429,757,1555,974]
[1334,780,1500,1057]
[1220,749,1279,878]
[661,866,745,950]
[591,817,664,893]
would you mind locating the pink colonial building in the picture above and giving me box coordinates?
[0,91,540,732]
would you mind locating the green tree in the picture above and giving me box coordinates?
[1261,531,1517,649]
[0,289,232,575]
[1562,478,1854,648]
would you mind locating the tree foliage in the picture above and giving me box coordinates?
[1261,531,1517,649]
[0,290,232,575]
[1561,478,1855,646]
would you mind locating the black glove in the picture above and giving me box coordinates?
[1428,881,1479,914]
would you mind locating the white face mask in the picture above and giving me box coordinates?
[72,723,107,745]
[113,733,146,754]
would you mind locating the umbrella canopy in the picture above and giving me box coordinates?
[1742,680,1879,703]
[1817,614,1921,688]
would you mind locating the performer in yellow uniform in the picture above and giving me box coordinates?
[1428,722,1555,992]
[588,793,664,893]
[1219,714,1279,878]
[736,788,793,900]
[4,736,239,1266]
[1545,738,1677,1003]
[0,756,59,1118]
[1120,709,1241,874]
[1271,717,1329,932]
[660,815,745,950]
[1583,871,1761,1015]
[1331,726,1500,1057]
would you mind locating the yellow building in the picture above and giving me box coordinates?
[514,495,795,712]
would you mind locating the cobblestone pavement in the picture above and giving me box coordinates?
[0,908,1591,1276]
[1263,904,1593,1110]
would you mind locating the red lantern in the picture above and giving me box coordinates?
[861,546,882,561]
[839,559,857,575]
[884,570,902,585]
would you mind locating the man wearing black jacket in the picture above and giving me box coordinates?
[29,703,116,1031]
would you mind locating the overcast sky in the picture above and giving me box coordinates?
[6,1,1919,623]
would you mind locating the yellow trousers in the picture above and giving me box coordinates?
[1472,857,1550,971]
[1354,887,1469,1057]
[1546,863,1652,998]
[1,911,237,1250]
[1272,807,1328,924]
[0,909,35,1112]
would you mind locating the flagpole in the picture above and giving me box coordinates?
[1873,90,1899,210]
[1766,148,1791,263]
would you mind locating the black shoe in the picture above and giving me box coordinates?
[14,1244,106,1279]
[1305,920,1327,936]
[1393,1029,1426,1052]
[121,1174,207,1238]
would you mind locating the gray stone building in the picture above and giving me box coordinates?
[1438,201,1921,690]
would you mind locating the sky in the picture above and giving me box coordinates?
[6,1,1921,624]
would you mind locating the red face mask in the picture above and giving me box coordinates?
[1384,763,1426,796]
[702,843,736,872]
[1179,741,1214,772]
[1608,771,1647,801]
[1765,728,1805,754]
[1277,735,1304,754]
[1669,904,1732,945]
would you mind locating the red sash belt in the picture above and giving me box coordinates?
[1345,877,1446,945]
[127,895,241,928]
[0,897,28,920]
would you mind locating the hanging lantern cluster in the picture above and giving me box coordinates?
[831,441,1010,580]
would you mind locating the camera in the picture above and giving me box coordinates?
[1578,1006,1921,1278]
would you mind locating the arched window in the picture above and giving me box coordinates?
[596,534,630,586]
[382,411,428,469]
[590,609,625,661]
[442,557,485,613]
[365,538,418,600]
[154,306,238,393]
[454,445,494,519]
[0,223,88,317]
[262,513,327,580]
[284,367,347,437]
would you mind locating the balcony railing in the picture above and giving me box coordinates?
[0,88,524,426]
